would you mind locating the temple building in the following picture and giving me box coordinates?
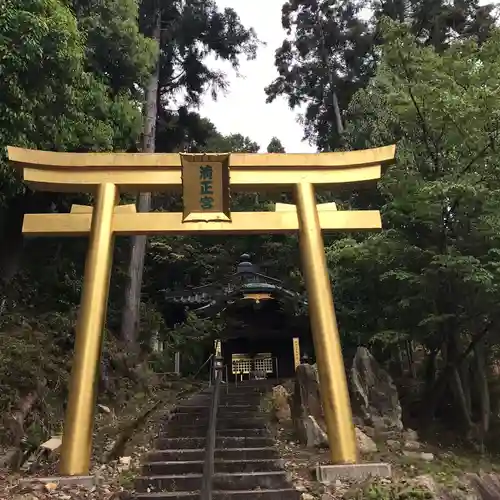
[164,254,314,380]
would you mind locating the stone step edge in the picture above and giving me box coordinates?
[147,447,277,454]
[135,489,298,498]
[159,429,269,433]
[137,471,287,479]
[156,437,272,442]
[144,459,283,466]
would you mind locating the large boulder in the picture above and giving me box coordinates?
[304,415,328,448]
[291,363,325,444]
[350,346,403,431]
[271,385,291,423]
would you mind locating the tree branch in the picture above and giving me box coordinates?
[397,48,441,173]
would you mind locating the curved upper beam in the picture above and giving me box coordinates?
[7,145,396,192]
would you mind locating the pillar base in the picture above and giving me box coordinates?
[316,463,392,483]
[20,475,99,489]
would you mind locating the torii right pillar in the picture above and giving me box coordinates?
[295,182,356,461]
[295,182,393,482]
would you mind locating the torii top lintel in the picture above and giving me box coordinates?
[7,145,396,193]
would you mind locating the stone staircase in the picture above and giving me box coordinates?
[134,380,300,499]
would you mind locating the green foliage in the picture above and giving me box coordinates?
[140,0,258,106]
[267,137,285,153]
[0,0,150,206]
[3,0,500,456]
[267,0,496,149]
[353,479,433,500]
[328,20,500,425]
[205,132,260,153]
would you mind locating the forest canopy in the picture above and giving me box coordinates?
[1,0,500,452]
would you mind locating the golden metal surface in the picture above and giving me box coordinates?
[181,153,231,222]
[242,293,273,301]
[59,183,117,476]
[70,204,136,214]
[293,337,301,370]
[22,210,382,236]
[295,182,358,464]
[8,145,395,192]
[8,144,395,168]
[276,202,337,212]
[8,143,396,475]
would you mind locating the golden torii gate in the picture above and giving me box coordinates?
[8,144,395,477]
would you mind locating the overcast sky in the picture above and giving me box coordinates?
[198,0,496,154]
[198,0,314,153]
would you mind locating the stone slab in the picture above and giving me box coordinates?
[316,462,392,483]
[20,475,99,488]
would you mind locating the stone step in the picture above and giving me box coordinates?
[167,415,263,427]
[167,411,268,425]
[155,437,274,450]
[188,396,262,409]
[173,404,254,413]
[167,415,267,429]
[134,489,300,500]
[135,471,290,492]
[160,426,269,438]
[143,458,284,475]
[219,392,265,405]
[147,447,281,462]
[203,385,274,393]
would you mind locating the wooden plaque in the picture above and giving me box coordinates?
[180,153,231,222]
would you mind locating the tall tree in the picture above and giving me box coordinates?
[267,137,286,153]
[120,0,258,347]
[265,0,374,151]
[121,5,161,347]
[266,0,496,151]
[205,132,260,153]
[334,19,500,431]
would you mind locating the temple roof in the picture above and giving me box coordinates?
[164,254,307,316]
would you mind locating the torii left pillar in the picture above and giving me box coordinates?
[59,184,117,475]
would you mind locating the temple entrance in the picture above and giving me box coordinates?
[8,144,395,475]
[166,253,313,381]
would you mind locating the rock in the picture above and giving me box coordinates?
[403,450,434,461]
[45,482,58,491]
[362,425,376,438]
[272,385,291,422]
[292,363,326,444]
[40,436,62,451]
[403,440,421,451]
[304,415,328,448]
[403,428,419,441]
[386,439,401,451]
[412,474,439,495]
[119,456,132,470]
[467,473,500,499]
[350,347,403,431]
[98,404,111,414]
[355,427,378,454]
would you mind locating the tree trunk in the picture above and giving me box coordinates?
[406,340,416,378]
[475,341,490,441]
[423,323,492,419]
[120,11,161,347]
[331,91,344,136]
[0,391,38,470]
[460,356,472,417]
[450,367,473,429]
